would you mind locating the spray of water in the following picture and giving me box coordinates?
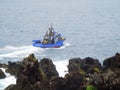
[0,68,16,90]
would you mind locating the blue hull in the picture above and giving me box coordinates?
[32,40,64,48]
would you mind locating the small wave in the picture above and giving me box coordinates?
[0,45,45,59]
[54,60,68,77]
[0,45,37,51]
[0,68,16,90]
[51,42,71,50]
[40,42,71,50]
[0,46,16,51]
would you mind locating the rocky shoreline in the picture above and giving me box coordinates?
[0,53,120,90]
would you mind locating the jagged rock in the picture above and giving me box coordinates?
[0,68,6,79]
[39,58,59,80]
[0,63,8,68]
[103,53,120,69]
[65,71,84,90]
[82,57,102,74]
[6,61,23,77]
[50,77,66,90]
[90,68,120,90]
[15,54,48,90]
[5,53,120,90]
[5,84,16,90]
[6,54,40,77]
[5,54,49,90]
[68,58,82,73]
[68,57,102,74]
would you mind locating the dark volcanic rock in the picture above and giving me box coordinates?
[82,57,102,74]
[103,53,120,69]
[68,58,82,73]
[5,53,120,90]
[68,57,102,74]
[50,77,66,90]
[6,54,49,90]
[0,68,6,79]
[5,84,16,90]
[90,68,120,90]
[6,61,23,77]
[65,71,84,90]
[67,56,120,90]
[15,54,49,90]
[39,58,59,80]
[0,63,7,68]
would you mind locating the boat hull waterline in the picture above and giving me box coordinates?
[32,40,65,48]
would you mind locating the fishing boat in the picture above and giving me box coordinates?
[32,26,65,48]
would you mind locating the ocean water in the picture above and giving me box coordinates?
[0,0,120,89]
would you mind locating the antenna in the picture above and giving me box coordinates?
[48,24,54,31]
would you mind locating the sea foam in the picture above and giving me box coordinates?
[0,68,16,90]
[54,60,68,77]
[0,45,44,60]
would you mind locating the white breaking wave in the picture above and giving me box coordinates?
[0,45,45,59]
[58,42,71,49]
[54,60,68,77]
[0,68,16,90]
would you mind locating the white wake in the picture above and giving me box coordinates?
[0,45,44,59]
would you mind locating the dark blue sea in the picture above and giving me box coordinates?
[0,0,120,89]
